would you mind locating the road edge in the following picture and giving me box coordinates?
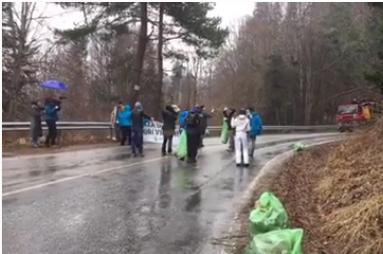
[216,139,340,254]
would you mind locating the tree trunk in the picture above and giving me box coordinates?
[304,65,312,125]
[132,2,148,103]
[157,3,164,111]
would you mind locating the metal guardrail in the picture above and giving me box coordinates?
[2,122,337,132]
[3,122,111,131]
[207,125,337,131]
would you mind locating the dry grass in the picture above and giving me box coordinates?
[233,118,383,254]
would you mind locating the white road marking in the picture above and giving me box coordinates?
[2,157,164,197]
[3,134,339,198]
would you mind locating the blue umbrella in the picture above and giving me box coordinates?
[40,80,68,91]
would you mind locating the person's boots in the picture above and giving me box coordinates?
[45,138,50,148]
[187,157,197,164]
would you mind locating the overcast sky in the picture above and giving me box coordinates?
[32,2,256,41]
[211,1,255,27]
[28,2,256,72]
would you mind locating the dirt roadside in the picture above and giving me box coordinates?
[229,119,383,254]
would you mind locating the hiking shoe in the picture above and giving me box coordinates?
[187,158,197,164]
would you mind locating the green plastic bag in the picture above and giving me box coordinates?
[293,142,305,152]
[220,120,229,144]
[249,192,288,235]
[244,228,303,254]
[176,130,188,159]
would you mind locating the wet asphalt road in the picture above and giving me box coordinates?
[3,133,337,254]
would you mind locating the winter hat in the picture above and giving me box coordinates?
[239,108,246,115]
[135,101,143,112]
[171,104,180,112]
[191,106,200,114]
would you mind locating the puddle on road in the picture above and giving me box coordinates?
[184,190,201,212]
[29,170,42,177]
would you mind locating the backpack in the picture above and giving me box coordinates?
[179,111,189,128]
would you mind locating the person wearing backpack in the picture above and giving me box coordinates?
[185,106,202,163]
[231,109,251,167]
[247,107,263,158]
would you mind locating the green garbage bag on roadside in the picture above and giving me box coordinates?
[220,120,229,144]
[293,142,305,152]
[244,228,304,254]
[176,130,188,159]
[249,192,288,235]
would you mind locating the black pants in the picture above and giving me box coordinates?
[132,128,144,155]
[199,128,206,147]
[187,131,201,161]
[162,135,173,154]
[120,126,131,145]
[45,120,57,146]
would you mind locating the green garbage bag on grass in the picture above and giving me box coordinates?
[176,130,188,159]
[244,228,304,254]
[220,120,229,144]
[249,192,288,235]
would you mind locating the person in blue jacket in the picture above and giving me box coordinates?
[247,107,263,158]
[44,97,61,147]
[178,109,189,131]
[117,104,132,146]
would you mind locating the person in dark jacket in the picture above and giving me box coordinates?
[44,97,61,147]
[199,105,212,148]
[223,107,236,152]
[185,106,202,163]
[117,104,132,146]
[131,101,151,157]
[30,100,44,148]
[161,105,178,156]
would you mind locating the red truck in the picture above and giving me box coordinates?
[336,104,365,132]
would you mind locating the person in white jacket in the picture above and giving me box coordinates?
[231,109,251,167]
[110,101,123,141]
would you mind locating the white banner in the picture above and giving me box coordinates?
[143,121,180,145]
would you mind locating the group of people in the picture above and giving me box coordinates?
[30,96,62,148]
[222,107,263,167]
[111,102,212,163]
[111,102,263,166]
[110,101,152,157]
[30,95,262,169]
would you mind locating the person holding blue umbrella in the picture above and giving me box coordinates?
[40,80,67,147]
[44,97,61,147]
